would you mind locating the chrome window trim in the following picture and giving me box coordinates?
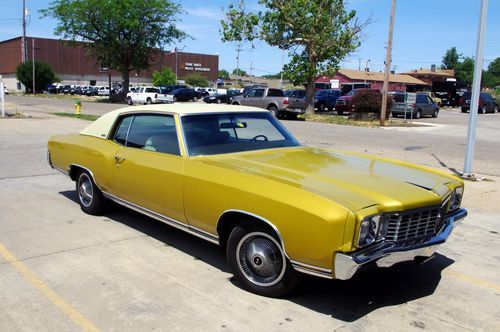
[102,191,219,245]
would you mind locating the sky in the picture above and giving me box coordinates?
[0,0,499,76]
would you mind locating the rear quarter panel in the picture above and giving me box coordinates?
[48,134,117,192]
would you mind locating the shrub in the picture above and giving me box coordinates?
[152,67,176,86]
[16,61,57,93]
[183,73,209,87]
[351,89,393,120]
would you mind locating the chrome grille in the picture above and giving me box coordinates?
[385,206,442,244]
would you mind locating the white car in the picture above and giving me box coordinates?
[97,86,110,96]
[126,86,164,105]
[3,86,9,95]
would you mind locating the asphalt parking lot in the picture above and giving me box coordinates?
[0,96,499,331]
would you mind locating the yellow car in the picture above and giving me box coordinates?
[47,104,466,297]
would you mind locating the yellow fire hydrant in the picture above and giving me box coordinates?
[75,99,81,115]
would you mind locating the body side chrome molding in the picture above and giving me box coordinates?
[102,191,219,245]
[291,260,333,279]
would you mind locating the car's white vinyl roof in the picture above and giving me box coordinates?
[79,103,268,139]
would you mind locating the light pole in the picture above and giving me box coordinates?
[380,0,397,126]
[175,46,186,84]
[463,0,489,179]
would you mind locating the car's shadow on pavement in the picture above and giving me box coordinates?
[60,190,455,322]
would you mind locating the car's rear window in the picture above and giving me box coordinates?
[145,88,160,93]
[181,112,300,156]
[267,89,284,97]
[393,93,405,103]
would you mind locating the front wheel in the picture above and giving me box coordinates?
[493,106,499,114]
[76,170,106,215]
[432,109,439,118]
[127,97,133,105]
[480,105,486,114]
[414,110,422,119]
[226,225,298,297]
[318,103,326,112]
[193,96,198,102]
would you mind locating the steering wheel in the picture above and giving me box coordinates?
[251,135,269,142]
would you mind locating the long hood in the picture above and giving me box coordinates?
[202,147,458,212]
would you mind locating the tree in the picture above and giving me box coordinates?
[455,56,475,86]
[484,57,500,88]
[41,0,186,98]
[221,0,367,114]
[441,47,462,70]
[218,69,230,78]
[152,67,176,86]
[16,61,57,93]
[232,68,247,76]
[183,73,209,87]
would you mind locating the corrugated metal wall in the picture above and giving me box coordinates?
[0,37,219,81]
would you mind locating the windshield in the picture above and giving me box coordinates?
[181,112,300,156]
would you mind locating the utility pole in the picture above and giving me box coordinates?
[463,0,489,179]
[235,42,242,80]
[380,0,397,126]
[364,59,371,83]
[22,0,27,63]
[280,49,284,88]
[32,38,35,94]
[1,75,5,118]
[358,58,362,71]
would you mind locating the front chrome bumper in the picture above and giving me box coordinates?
[334,208,467,280]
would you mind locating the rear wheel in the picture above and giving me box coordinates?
[173,96,178,102]
[268,105,279,118]
[480,105,486,114]
[226,224,298,297]
[146,98,152,105]
[76,170,106,215]
[432,109,439,118]
[193,96,198,102]
[493,106,499,114]
[318,103,326,112]
[216,98,222,104]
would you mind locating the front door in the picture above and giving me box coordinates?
[108,113,186,223]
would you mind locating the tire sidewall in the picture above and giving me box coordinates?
[76,170,105,215]
[226,224,298,297]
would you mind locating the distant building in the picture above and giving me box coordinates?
[403,66,455,86]
[0,36,219,90]
[316,69,429,92]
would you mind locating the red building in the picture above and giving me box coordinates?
[316,69,428,92]
[0,36,219,90]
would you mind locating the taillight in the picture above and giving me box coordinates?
[283,98,289,105]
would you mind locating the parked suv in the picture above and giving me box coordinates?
[232,87,303,118]
[460,92,498,114]
[391,92,439,119]
[315,89,341,112]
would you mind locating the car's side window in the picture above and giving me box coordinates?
[125,114,180,156]
[254,89,265,97]
[246,90,256,97]
[113,115,133,145]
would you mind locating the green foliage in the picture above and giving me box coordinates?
[441,47,462,70]
[16,61,57,93]
[218,69,230,78]
[221,0,366,114]
[183,73,209,87]
[351,90,392,119]
[455,57,475,86]
[232,68,247,76]
[41,0,187,96]
[152,67,176,86]
[482,57,500,88]
[262,71,289,80]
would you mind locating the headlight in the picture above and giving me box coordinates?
[357,214,389,248]
[449,186,463,212]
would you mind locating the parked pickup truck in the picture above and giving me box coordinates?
[232,87,305,118]
[126,86,165,105]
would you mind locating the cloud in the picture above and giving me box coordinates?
[188,7,222,21]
